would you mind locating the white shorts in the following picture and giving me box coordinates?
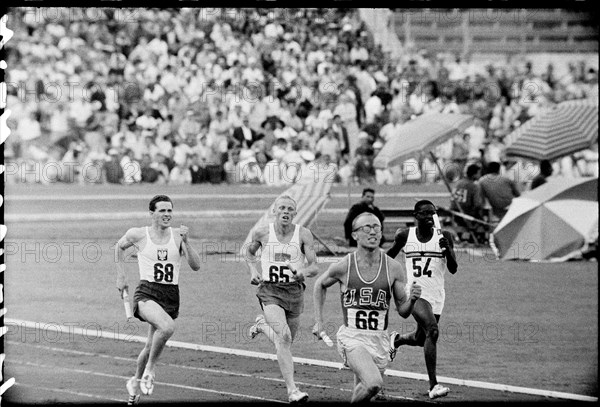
[336,325,390,371]
[406,285,445,315]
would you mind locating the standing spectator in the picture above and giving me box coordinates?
[450,133,470,180]
[464,118,486,166]
[479,161,521,221]
[49,103,70,144]
[378,110,401,144]
[315,128,342,165]
[364,92,383,125]
[16,111,42,160]
[343,188,385,247]
[330,115,351,158]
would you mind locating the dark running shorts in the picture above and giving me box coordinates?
[256,282,305,319]
[133,280,180,322]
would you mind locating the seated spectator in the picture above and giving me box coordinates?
[168,159,192,185]
[241,158,263,184]
[479,161,521,221]
[139,153,163,184]
[103,148,124,184]
[224,148,242,184]
[263,149,286,187]
[231,116,259,149]
[189,153,208,184]
[120,149,142,184]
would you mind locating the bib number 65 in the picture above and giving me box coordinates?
[269,265,290,283]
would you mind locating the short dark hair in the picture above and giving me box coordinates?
[149,195,173,211]
[487,162,501,174]
[466,164,481,178]
[362,188,375,196]
[414,199,436,213]
[540,159,553,176]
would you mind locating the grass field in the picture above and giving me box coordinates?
[2,183,598,401]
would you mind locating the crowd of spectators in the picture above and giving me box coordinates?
[5,8,599,188]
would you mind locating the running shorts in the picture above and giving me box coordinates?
[133,280,180,321]
[256,281,305,319]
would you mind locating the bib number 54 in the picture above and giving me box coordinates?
[412,257,432,278]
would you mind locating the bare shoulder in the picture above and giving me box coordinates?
[251,224,270,244]
[386,255,405,281]
[394,228,410,240]
[118,227,145,249]
[125,227,146,243]
[328,254,350,279]
[299,225,315,243]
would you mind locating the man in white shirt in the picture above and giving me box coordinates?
[364,93,383,125]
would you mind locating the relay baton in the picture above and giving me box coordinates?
[312,324,333,347]
[122,287,133,321]
[432,213,446,253]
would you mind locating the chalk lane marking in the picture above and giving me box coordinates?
[5,318,597,402]
[6,359,286,403]
[6,340,417,402]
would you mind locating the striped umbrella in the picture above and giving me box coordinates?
[491,177,598,261]
[374,113,474,168]
[241,171,333,251]
[505,99,598,162]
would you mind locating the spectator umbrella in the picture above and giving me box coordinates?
[491,177,598,261]
[373,113,474,168]
[504,99,598,162]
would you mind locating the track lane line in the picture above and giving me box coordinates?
[6,340,418,401]
[11,382,124,402]
[6,359,286,403]
[5,318,597,402]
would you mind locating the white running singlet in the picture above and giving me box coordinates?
[137,227,182,285]
[260,223,305,283]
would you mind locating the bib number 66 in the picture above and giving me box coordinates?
[355,310,379,330]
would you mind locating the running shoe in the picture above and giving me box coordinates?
[288,389,309,403]
[373,388,388,401]
[126,376,140,405]
[428,384,449,399]
[249,315,265,339]
[140,370,155,395]
[388,331,399,361]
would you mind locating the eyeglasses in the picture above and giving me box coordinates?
[353,224,382,233]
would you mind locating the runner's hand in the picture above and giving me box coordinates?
[179,225,189,243]
[409,282,421,301]
[116,275,128,294]
[250,271,263,285]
